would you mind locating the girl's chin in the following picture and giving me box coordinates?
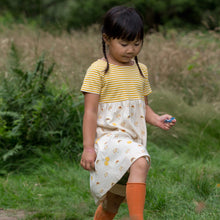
[108,56,134,66]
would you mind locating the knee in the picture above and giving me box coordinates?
[131,157,150,173]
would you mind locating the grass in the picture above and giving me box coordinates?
[0,141,219,219]
[0,24,220,219]
[0,25,219,100]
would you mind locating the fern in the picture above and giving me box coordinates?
[0,43,84,172]
[2,144,23,161]
[0,111,19,119]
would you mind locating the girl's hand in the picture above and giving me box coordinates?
[80,148,97,171]
[156,114,176,130]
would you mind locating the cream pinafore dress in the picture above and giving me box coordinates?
[81,59,152,204]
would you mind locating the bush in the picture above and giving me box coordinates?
[0,44,84,172]
[0,0,219,31]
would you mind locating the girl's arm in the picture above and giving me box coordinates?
[80,93,99,171]
[144,96,176,130]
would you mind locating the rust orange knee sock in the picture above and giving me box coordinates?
[126,183,146,220]
[94,204,117,220]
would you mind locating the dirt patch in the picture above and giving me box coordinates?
[0,209,27,220]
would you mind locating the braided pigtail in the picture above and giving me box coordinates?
[102,38,109,73]
[135,56,144,77]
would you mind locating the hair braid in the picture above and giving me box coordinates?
[102,38,109,73]
[135,56,144,77]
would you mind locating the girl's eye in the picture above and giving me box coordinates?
[134,42,141,46]
[121,43,128,47]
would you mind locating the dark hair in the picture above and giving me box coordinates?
[102,6,144,76]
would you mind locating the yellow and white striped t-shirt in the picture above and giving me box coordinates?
[81,59,152,103]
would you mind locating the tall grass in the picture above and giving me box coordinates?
[147,89,220,157]
[0,25,219,102]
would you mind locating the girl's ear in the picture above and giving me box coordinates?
[102,33,110,45]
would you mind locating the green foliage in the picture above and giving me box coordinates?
[0,0,220,31]
[0,44,84,172]
[65,0,128,30]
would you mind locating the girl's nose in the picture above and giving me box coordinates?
[127,45,135,53]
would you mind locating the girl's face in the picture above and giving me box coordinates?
[104,35,143,66]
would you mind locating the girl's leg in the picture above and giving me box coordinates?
[94,192,125,220]
[126,156,150,220]
[128,156,150,183]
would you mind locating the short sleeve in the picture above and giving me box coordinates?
[141,64,152,96]
[81,65,102,95]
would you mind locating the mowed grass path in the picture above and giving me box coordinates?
[0,139,219,220]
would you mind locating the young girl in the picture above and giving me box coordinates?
[80,6,176,220]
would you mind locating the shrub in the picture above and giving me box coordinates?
[0,44,84,172]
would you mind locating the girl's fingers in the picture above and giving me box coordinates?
[80,150,96,170]
[86,161,93,170]
[90,162,95,170]
[81,159,95,171]
[162,119,176,130]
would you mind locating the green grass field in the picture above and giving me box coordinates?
[0,25,220,219]
[0,139,219,219]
